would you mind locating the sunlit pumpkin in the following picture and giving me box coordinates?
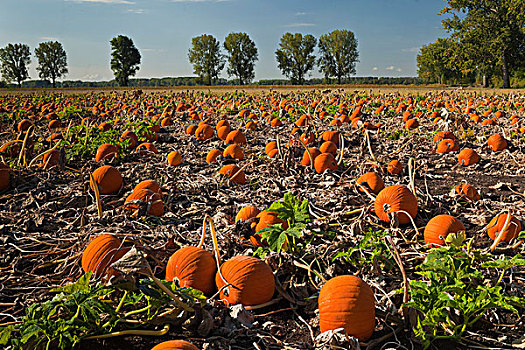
[166,246,217,295]
[487,134,507,152]
[81,234,129,277]
[374,185,417,225]
[223,144,244,160]
[436,139,459,154]
[225,130,247,145]
[195,124,214,141]
[356,172,385,195]
[167,150,183,166]
[206,149,222,163]
[134,179,162,197]
[236,206,260,222]
[218,164,245,185]
[151,340,199,350]
[319,141,337,155]
[137,142,158,155]
[314,153,337,174]
[458,149,479,166]
[487,213,521,242]
[454,183,480,201]
[95,143,118,162]
[387,160,403,175]
[90,165,123,194]
[424,215,465,247]
[124,188,164,217]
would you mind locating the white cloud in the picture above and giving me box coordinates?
[68,0,135,4]
[396,67,403,72]
[39,36,60,41]
[142,48,167,53]
[372,67,378,71]
[385,65,395,71]
[295,11,307,16]
[82,73,102,80]
[126,8,146,13]
[401,47,420,53]
[284,23,316,28]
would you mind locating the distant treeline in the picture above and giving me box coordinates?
[1,76,427,89]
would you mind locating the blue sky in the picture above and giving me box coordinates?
[0,0,448,81]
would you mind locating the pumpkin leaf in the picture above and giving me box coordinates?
[50,271,92,294]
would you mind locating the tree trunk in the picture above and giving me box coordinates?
[482,74,488,88]
[501,54,510,88]
[337,75,341,85]
[52,77,56,88]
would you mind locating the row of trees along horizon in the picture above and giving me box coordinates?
[1,1,524,89]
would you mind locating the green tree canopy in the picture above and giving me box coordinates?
[441,0,525,88]
[110,35,141,87]
[223,32,258,85]
[35,41,68,88]
[188,34,225,86]
[275,33,317,85]
[417,38,464,84]
[0,43,31,87]
[318,29,359,84]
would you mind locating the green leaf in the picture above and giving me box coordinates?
[0,325,14,345]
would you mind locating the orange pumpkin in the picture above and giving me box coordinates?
[270,118,283,127]
[424,215,465,247]
[225,130,247,145]
[255,210,289,233]
[137,142,158,155]
[318,275,375,341]
[195,124,214,141]
[41,149,60,169]
[236,206,260,222]
[186,124,198,135]
[0,141,21,158]
[487,134,507,152]
[98,122,112,132]
[374,185,417,225]
[167,150,183,166]
[458,149,479,166]
[436,139,459,154]
[48,119,62,129]
[0,162,9,191]
[319,141,337,155]
[487,213,521,242]
[321,130,341,145]
[90,165,123,194]
[95,144,118,162]
[151,340,199,350]
[218,164,245,185]
[81,234,129,277]
[166,246,217,295]
[300,147,321,166]
[216,119,230,131]
[215,255,275,306]
[206,149,222,163]
[17,119,32,132]
[356,172,385,195]
[217,125,231,141]
[404,118,419,129]
[454,183,480,201]
[265,141,277,156]
[124,189,164,217]
[134,179,162,197]
[314,153,337,174]
[223,144,244,160]
[433,131,455,142]
[120,130,138,149]
[160,117,173,127]
[387,160,403,175]
[300,132,315,145]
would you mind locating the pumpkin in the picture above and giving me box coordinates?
[300,132,315,145]
[436,139,459,154]
[356,172,385,195]
[17,119,32,132]
[487,213,521,242]
[95,144,118,162]
[433,131,455,143]
[98,122,112,132]
[265,141,277,156]
[47,133,63,143]
[245,120,257,130]
[318,275,375,341]
[225,130,247,145]
[81,234,129,277]
[454,183,480,201]
[300,147,321,166]
[487,134,507,152]
[124,189,164,216]
[217,125,231,141]
[0,162,9,191]
[134,179,162,197]
[216,119,230,131]
[218,164,245,185]
[160,117,173,127]
[424,215,465,247]
[319,141,337,155]
[151,340,199,350]
[195,124,214,141]
[206,149,222,163]
[374,185,418,225]
[90,165,123,194]
[186,124,198,135]
[236,206,260,222]
[167,150,183,166]
[41,149,60,169]
[215,255,275,306]
[387,160,403,175]
[120,130,138,149]
[321,130,341,145]
[136,142,158,155]
[0,141,21,158]
[270,118,283,127]
[458,149,479,166]
[223,144,244,160]
[166,246,217,295]
[48,119,62,129]
[404,118,419,129]
[314,153,337,174]
[295,114,308,127]
[255,210,289,233]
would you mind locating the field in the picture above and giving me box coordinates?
[0,86,524,350]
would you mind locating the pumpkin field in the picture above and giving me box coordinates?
[0,86,524,349]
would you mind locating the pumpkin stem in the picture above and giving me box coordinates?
[336,133,345,166]
[89,173,104,218]
[392,209,420,239]
[489,211,512,252]
[83,324,170,340]
[28,139,62,168]
[17,125,33,167]
[197,216,207,249]
[355,181,376,201]
[384,235,410,324]
[364,129,377,162]
[408,158,417,201]
[204,214,222,266]
[244,298,281,311]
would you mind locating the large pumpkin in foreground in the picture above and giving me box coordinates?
[318,275,375,341]
[374,185,417,225]
[151,339,199,350]
[81,234,129,277]
[165,246,217,295]
[90,165,123,194]
[424,215,465,247]
[487,213,522,242]
[215,255,275,306]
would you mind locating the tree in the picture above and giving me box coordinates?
[223,33,258,85]
[441,0,525,88]
[110,35,141,87]
[275,33,317,85]
[0,43,31,87]
[318,30,359,84]
[34,41,68,88]
[188,34,225,86]
[417,38,464,84]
